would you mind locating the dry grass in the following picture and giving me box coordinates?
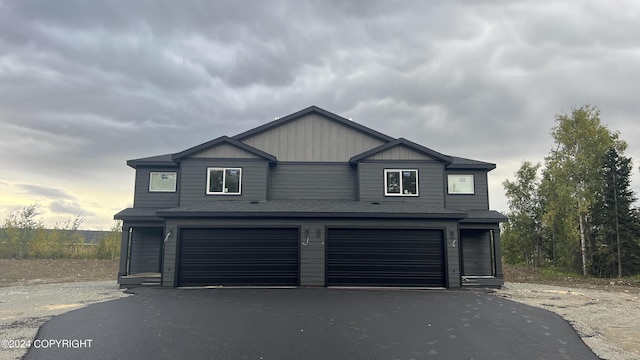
[503,263,640,293]
[0,258,119,287]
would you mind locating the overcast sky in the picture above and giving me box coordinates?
[1,0,639,230]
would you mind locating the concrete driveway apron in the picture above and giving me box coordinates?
[24,288,598,360]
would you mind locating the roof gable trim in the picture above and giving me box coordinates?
[172,136,277,162]
[350,138,453,164]
[232,105,396,143]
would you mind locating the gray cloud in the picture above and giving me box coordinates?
[1,0,639,228]
[13,184,76,201]
[49,200,94,217]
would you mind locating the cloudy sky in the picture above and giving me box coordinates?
[1,0,639,229]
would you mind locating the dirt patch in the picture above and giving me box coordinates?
[0,281,129,360]
[498,265,640,360]
[0,259,118,286]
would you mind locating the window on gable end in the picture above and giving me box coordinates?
[207,168,242,195]
[384,169,418,196]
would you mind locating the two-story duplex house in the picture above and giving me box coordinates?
[115,106,506,288]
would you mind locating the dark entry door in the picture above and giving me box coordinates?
[129,227,163,273]
[177,228,299,287]
[326,228,446,287]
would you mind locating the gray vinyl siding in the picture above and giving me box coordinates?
[162,218,459,288]
[191,143,261,159]
[129,227,163,273]
[461,229,493,276]
[178,158,269,205]
[133,167,179,208]
[365,145,440,161]
[240,113,387,161]
[268,163,357,200]
[357,161,445,206]
[445,170,490,210]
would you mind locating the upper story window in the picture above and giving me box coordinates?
[149,172,177,192]
[207,168,242,195]
[384,169,418,196]
[448,174,475,194]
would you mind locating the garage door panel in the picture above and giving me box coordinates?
[178,228,299,287]
[327,228,445,287]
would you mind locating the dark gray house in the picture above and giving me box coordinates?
[115,106,506,288]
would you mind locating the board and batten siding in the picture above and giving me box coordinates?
[357,161,445,206]
[133,167,180,208]
[240,114,387,161]
[162,218,460,288]
[365,145,441,161]
[445,170,490,210]
[178,158,269,205]
[191,143,262,159]
[268,163,357,200]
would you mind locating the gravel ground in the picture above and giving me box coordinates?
[496,282,640,360]
[0,281,129,360]
[1,281,638,360]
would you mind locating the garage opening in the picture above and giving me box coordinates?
[326,228,446,287]
[177,228,299,287]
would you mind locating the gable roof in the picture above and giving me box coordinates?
[349,138,453,164]
[171,136,277,163]
[232,105,395,143]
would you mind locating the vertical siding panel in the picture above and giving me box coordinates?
[329,121,338,161]
[239,114,386,161]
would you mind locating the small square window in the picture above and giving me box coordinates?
[149,172,177,192]
[448,174,475,194]
[207,168,242,195]
[384,169,418,196]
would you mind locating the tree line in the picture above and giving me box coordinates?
[0,203,121,260]
[502,105,640,277]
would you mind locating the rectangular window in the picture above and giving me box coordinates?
[207,168,242,195]
[384,169,418,196]
[149,172,177,192]
[448,174,475,194]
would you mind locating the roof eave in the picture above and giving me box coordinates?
[126,159,178,169]
[233,105,396,143]
[447,163,497,171]
[155,210,467,219]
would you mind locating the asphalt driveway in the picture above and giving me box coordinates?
[25,288,598,360]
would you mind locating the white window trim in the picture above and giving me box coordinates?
[384,169,419,197]
[149,172,177,192]
[206,167,242,195]
[447,174,475,194]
